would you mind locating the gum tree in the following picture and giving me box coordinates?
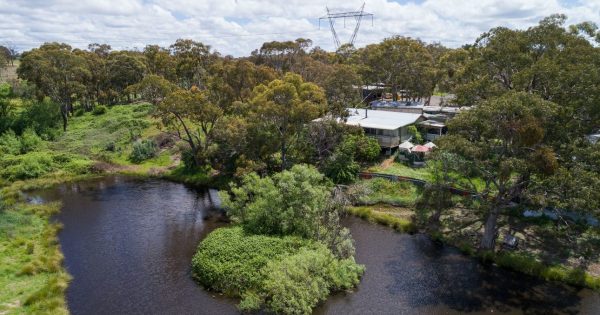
[439,92,559,251]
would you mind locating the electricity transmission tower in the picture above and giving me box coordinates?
[319,3,374,50]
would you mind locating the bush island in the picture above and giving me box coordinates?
[192,227,364,314]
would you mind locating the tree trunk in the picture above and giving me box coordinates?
[281,139,287,170]
[480,208,499,251]
[61,105,68,131]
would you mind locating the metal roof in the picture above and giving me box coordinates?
[344,108,422,130]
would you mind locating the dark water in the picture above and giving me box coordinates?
[39,176,600,315]
[42,176,238,315]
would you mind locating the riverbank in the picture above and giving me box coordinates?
[350,202,600,291]
[0,174,100,314]
[0,103,193,314]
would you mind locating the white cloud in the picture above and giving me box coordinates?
[0,0,599,56]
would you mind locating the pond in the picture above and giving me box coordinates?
[36,176,600,314]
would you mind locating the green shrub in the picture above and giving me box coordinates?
[73,108,85,116]
[17,99,61,137]
[92,105,107,115]
[0,130,22,155]
[324,150,359,184]
[20,128,44,153]
[262,247,364,315]
[192,227,364,314]
[192,227,313,294]
[1,152,54,180]
[129,139,157,163]
[341,134,381,163]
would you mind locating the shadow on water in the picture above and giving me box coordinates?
[33,177,600,315]
[316,217,600,315]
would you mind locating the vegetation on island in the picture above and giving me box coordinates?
[193,165,364,314]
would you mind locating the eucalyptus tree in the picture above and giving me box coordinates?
[453,14,600,135]
[438,92,559,251]
[248,72,326,170]
[323,64,362,118]
[17,43,90,131]
[358,36,436,101]
[170,39,215,89]
[143,44,176,81]
[106,51,147,103]
[156,87,223,167]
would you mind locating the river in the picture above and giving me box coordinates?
[34,176,599,314]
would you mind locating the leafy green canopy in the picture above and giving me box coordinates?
[191,227,364,315]
[438,91,559,250]
[223,164,328,231]
[221,164,356,258]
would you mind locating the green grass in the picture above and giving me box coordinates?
[492,251,600,290]
[357,178,419,206]
[0,188,72,314]
[349,206,416,233]
[367,162,431,181]
[52,103,158,160]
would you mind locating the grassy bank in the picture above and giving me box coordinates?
[0,103,186,314]
[349,205,416,233]
[0,174,102,315]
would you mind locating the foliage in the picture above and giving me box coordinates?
[125,74,177,105]
[18,43,90,131]
[439,92,559,250]
[191,227,364,314]
[20,128,44,154]
[0,129,21,155]
[222,164,356,258]
[92,105,107,115]
[358,36,436,101]
[407,125,423,144]
[323,64,362,117]
[339,133,380,163]
[157,88,222,167]
[0,83,13,134]
[247,72,326,170]
[129,139,157,163]
[324,149,359,185]
[15,99,62,138]
[261,246,364,315]
[222,164,329,238]
[191,227,313,295]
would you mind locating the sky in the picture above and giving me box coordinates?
[1,0,599,56]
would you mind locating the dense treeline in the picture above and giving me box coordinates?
[423,15,600,252]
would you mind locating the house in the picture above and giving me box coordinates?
[418,120,447,141]
[343,108,423,149]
